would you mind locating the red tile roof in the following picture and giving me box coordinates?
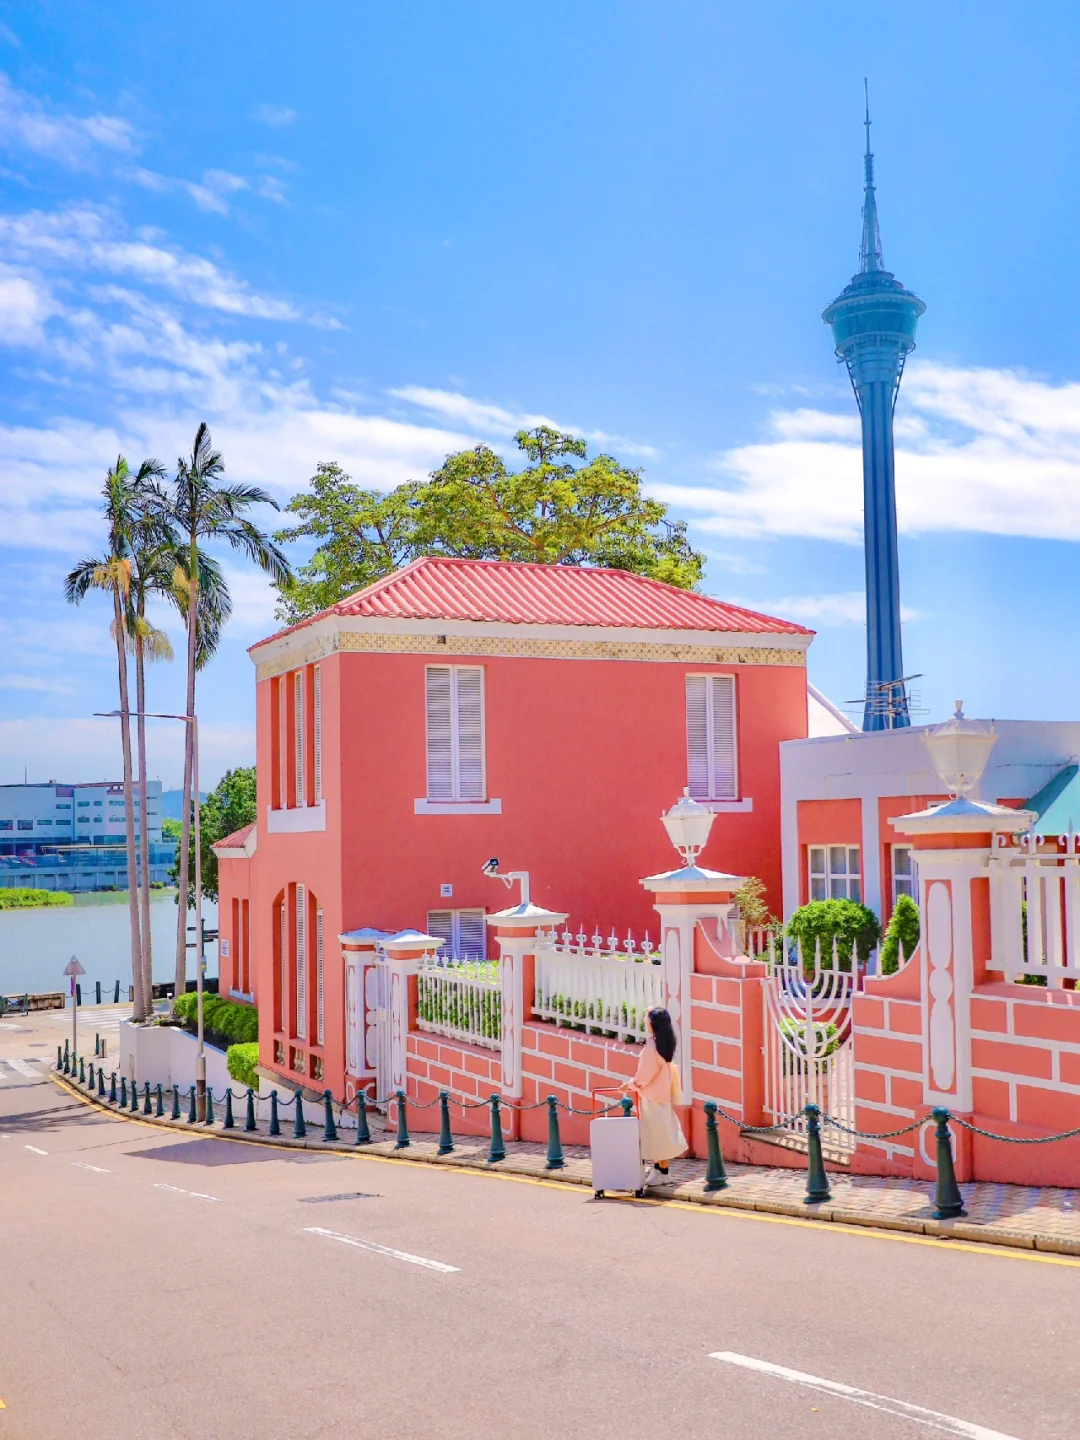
[213,823,255,852]
[256,557,811,643]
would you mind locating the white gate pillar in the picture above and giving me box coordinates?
[376,929,444,1106]
[339,928,389,1103]
[488,901,568,1137]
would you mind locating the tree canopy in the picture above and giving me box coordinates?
[273,427,704,623]
[172,766,257,906]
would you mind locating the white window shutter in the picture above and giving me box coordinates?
[425,667,454,801]
[295,884,307,1041]
[685,676,710,799]
[455,909,487,961]
[427,909,453,959]
[455,667,485,802]
[313,665,322,805]
[279,897,286,1029]
[294,671,305,807]
[278,679,287,809]
[709,675,737,800]
[316,904,324,1047]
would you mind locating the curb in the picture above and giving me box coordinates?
[49,1072,1080,1257]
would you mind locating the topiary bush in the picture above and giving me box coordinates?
[174,992,258,1049]
[880,894,920,974]
[226,1042,259,1089]
[786,899,881,971]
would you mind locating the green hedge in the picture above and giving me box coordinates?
[786,899,881,970]
[226,1042,259,1088]
[0,887,74,909]
[174,992,258,1046]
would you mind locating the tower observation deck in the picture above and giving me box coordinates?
[822,89,925,731]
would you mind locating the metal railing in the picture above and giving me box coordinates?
[416,958,502,1051]
[533,929,662,1044]
[990,831,1080,986]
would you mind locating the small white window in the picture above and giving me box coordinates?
[427,908,487,962]
[808,846,862,902]
[313,664,322,805]
[295,884,307,1041]
[685,675,738,801]
[892,845,916,903]
[294,671,305,808]
[315,903,325,1047]
[278,678,287,809]
[425,666,486,803]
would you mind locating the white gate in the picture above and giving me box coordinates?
[762,945,857,1157]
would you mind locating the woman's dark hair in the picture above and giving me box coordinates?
[648,1007,677,1063]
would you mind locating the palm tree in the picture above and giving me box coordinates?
[169,423,292,1005]
[65,457,163,1023]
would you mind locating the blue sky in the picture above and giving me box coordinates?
[3,2,1080,786]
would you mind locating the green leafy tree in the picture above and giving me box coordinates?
[274,428,704,623]
[173,766,258,907]
[785,899,882,972]
[880,894,920,975]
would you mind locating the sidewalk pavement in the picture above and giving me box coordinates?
[49,1069,1080,1258]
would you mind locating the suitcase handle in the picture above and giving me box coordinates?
[592,1085,636,1117]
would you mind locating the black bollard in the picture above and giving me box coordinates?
[322,1090,338,1143]
[354,1091,371,1146]
[142,1082,152,1115]
[129,1078,139,1113]
[294,1092,306,1140]
[113,981,120,1004]
[269,1090,280,1137]
[204,1088,215,1126]
[119,1077,127,1109]
[78,1057,86,1085]
[437,1091,454,1155]
[109,1071,117,1104]
[187,1085,197,1124]
[155,1083,164,1117]
[56,1045,62,1071]
[95,981,102,1006]
[97,1066,106,1099]
[545,1095,565,1169]
[488,1093,506,1163]
[76,983,82,1006]
[394,1089,410,1149]
[703,1101,728,1191]
[171,1085,181,1120]
[223,1090,235,1130]
[87,1061,94,1091]
[931,1108,967,1220]
[803,1103,831,1205]
[245,1088,256,1132]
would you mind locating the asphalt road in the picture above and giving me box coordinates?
[1,1013,1078,1440]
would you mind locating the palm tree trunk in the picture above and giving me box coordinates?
[174,536,199,1008]
[113,584,145,1022]
[135,634,154,1012]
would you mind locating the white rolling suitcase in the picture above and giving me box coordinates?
[590,1091,649,1198]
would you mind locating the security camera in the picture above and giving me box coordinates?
[481,857,500,876]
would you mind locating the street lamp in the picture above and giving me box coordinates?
[924,701,997,799]
[94,707,205,1115]
[661,788,715,867]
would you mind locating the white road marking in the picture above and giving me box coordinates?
[305,1227,460,1273]
[153,1183,221,1203]
[72,1161,111,1174]
[0,1022,30,1031]
[8,1059,39,1077]
[24,1145,47,1155]
[708,1354,1022,1440]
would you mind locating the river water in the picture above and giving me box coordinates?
[0,892,219,998]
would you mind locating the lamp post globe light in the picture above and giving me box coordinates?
[94,707,206,1116]
[923,701,997,799]
[661,788,716,867]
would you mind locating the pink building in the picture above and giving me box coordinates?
[216,556,813,1101]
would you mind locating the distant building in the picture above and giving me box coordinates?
[0,779,174,892]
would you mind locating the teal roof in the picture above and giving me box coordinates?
[1025,765,1080,835]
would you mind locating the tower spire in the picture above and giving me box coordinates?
[860,79,884,273]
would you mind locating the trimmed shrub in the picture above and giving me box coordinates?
[0,887,74,909]
[174,993,258,1050]
[227,1042,259,1088]
[881,894,920,975]
[786,899,881,970]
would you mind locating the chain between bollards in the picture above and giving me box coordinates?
[931,1108,967,1219]
[703,1101,728,1191]
[803,1103,831,1204]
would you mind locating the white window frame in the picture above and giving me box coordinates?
[425,665,486,803]
[313,664,322,805]
[295,884,307,1041]
[426,908,487,962]
[315,903,325,1047]
[808,845,862,903]
[294,671,305,808]
[685,674,738,801]
[891,844,916,905]
[278,677,287,810]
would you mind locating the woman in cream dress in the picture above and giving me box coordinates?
[624,1006,686,1184]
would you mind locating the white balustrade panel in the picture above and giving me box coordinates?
[416,960,502,1051]
[533,934,663,1044]
[990,838,1080,989]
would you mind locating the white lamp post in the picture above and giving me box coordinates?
[95,707,205,1116]
[924,701,997,798]
[661,788,716,867]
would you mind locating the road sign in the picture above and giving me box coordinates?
[63,957,85,978]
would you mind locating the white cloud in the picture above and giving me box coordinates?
[656,362,1080,544]
[388,385,660,459]
[0,73,135,167]
[253,104,297,127]
[0,674,73,693]
[0,717,254,788]
[0,263,56,344]
[730,591,923,627]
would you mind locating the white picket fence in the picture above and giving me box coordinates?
[416,958,502,1051]
[990,832,1080,987]
[533,928,663,1044]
